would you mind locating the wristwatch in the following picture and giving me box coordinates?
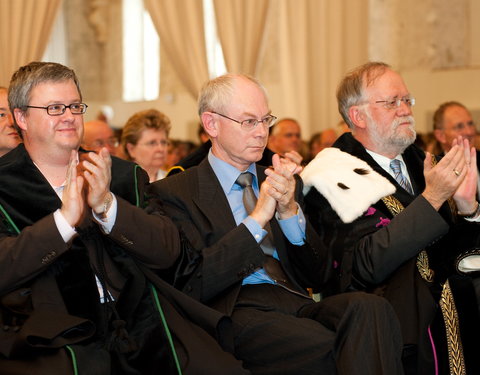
[95,192,113,220]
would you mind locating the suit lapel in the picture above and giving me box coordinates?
[193,159,238,237]
[0,144,62,231]
[192,159,291,267]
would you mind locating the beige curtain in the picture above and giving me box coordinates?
[0,0,62,86]
[260,0,368,136]
[213,0,271,75]
[144,0,209,99]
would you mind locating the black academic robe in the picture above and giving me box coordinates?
[303,133,480,374]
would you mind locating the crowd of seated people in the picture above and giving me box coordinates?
[0,60,479,375]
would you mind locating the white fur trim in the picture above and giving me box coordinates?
[301,148,396,223]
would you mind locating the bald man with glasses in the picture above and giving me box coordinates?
[82,119,119,156]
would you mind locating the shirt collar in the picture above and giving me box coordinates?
[365,149,407,175]
[208,150,258,195]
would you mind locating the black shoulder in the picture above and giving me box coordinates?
[110,156,149,206]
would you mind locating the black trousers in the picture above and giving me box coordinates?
[231,285,403,375]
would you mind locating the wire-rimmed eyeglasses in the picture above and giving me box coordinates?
[211,111,277,131]
[374,96,415,110]
[25,103,88,116]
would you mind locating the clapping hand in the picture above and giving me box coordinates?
[60,150,85,227]
[78,148,113,216]
[452,137,478,213]
[264,154,302,219]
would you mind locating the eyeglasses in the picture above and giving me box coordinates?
[139,139,169,148]
[450,121,476,132]
[25,103,88,116]
[211,111,277,131]
[374,96,415,110]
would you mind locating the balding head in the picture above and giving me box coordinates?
[267,118,302,155]
[433,101,476,152]
[82,120,117,155]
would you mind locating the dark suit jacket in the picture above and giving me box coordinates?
[149,158,330,316]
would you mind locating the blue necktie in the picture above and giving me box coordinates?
[390,159,414,195]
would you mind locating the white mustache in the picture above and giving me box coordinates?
[392,116,415,129]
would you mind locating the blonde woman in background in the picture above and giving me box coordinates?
[122,109,171,182]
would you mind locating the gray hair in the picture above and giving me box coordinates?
[336,62,390,129]
[197,73,267,117]
[8,62,82,133]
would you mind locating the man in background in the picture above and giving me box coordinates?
[433,101,479,198]
[308,128,337,161]
[82,119,118,156]
[0,87,20,156]
[433,101,477,153]
[267,118,303,163]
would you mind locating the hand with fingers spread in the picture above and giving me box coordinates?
[264,154,301,219]
[78,147,113,216]
[60,149,85,227]
[453,137,478,214]
[422,141,467,210]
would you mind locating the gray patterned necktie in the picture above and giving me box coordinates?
[390,159,414,195]
[236,172,275,256]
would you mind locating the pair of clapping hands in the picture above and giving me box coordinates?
[423,136,478,214]
[250,151,303,229]
[61,148,113,227]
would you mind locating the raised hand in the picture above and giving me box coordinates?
[422,140,467,210]
[264,154,301,219]
[249,179,277,228]
[78,148,113,215]
[453,137,478,213]
[60,149,85,227]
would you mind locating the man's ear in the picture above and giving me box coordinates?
[201,112,218,138]
[14,108,27,131]
[433,129,446,145]
[348,105,367,129]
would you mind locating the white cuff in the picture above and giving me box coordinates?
[53,209,77,243]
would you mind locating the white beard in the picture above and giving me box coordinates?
[366,111,416,156]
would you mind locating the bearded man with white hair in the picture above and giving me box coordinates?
[301,62,480,375]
